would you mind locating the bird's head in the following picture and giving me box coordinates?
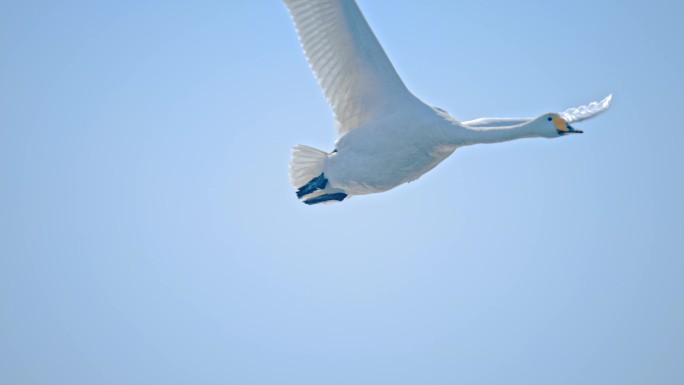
[537,113,582,138]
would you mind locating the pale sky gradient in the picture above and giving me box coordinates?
[1,1,683,384]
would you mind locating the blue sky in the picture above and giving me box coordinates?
[1,1,683,384]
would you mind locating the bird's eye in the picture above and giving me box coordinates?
[547,117,553,121]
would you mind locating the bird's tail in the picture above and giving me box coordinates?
[289,145,327,188]
[289,145,347,205]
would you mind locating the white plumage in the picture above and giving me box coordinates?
[561,94,613,123]
[283,0,612,205]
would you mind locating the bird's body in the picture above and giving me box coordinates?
[283,0,612,204]
[327,104,453,195]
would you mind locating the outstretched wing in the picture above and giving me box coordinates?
[561,94,613,123]
[462,95,613,127]
[461,117,531,128]
[284,0,420,137]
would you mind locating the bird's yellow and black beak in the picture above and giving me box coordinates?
[552,117,582,135]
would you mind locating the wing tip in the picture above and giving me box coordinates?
[602,94,613,108]
[561,93,614,123]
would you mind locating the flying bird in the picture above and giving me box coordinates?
[283,0,612,205]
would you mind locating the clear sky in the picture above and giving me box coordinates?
[1,1,683,384]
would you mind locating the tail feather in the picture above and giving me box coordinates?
[289,145,349,205]
[289,145,328,188]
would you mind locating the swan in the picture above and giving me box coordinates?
[283,0,612,205]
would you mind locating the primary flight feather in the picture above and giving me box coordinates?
[283,0,612,205]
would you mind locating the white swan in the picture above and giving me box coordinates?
[284,0,612,205]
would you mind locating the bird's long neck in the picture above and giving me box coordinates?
[451,120,541,146]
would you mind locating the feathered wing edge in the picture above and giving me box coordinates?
[561,94,613,123]
[282,0,417,138]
